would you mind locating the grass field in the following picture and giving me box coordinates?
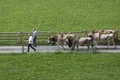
[0,52,120,80]
[0,0,120,32]
[0,0,120,79]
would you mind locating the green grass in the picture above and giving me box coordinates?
[0,0,120,32]
[0,52,120,80]
[0,0,120,79]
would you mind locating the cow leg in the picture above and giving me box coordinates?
[107,39,110,48]
[113,42,116,49]
[57,42,60,50]
[94,41,98,49]
[112,39,116,49]
[87,45,90,51]
[71,45,75,51]
[76,45,79,52]
[61,44,65,50]
[56,40,64,50]
[57,41,62,50]
[91,44,95,51]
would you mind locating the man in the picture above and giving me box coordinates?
[33,28,37,47]
[28,33,36,52]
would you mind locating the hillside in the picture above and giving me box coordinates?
[0,53,120,80]
[0,0,120,32]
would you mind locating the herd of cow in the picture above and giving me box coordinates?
[48,30,119,51]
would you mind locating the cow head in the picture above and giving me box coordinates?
[48,35,57,46]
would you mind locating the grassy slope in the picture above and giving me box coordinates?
[0,0,120,32]
[0,53,120,80]
[0,0,120,79]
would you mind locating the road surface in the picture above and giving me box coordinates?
[0,45,120,53]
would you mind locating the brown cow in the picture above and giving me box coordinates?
[70,35,95,51]
[88,30,116,48]
[57,32,75,50]
[48,32,57,46]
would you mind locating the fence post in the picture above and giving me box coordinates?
[19,32,24,53]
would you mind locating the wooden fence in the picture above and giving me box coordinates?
[0,31,120,45]
[0,31,85,46]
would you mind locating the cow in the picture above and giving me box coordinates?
[48,32,57,46]
[57,32,75,50]
[88,30,116,49]
[100,30,119,42]
[70,35,95,51]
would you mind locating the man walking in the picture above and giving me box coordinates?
[27,33,36,52]
[33,28,37,47]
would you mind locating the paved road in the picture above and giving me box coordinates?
[0,45,120,53]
